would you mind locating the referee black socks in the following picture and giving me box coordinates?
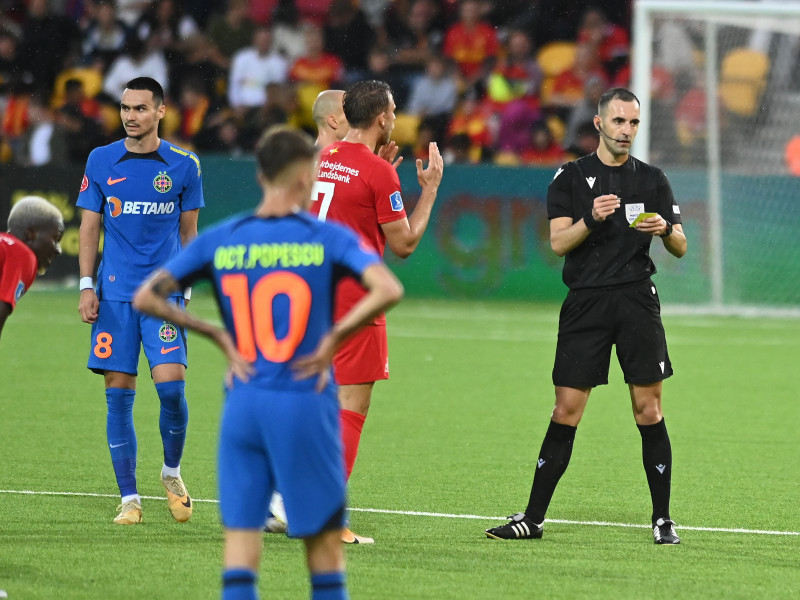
[525,420,577,524]
[637,418,673,523]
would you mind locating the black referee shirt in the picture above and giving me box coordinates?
[547,152,682,290]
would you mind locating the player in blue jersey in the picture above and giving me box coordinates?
[77,77,205,525]
[132,126,403,600]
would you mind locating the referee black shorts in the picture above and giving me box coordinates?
[552,279,673,388]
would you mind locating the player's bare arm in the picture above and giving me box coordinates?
[179,209,200,247]
[636,217,687,258]
[133,269,254,382]
[78,208,102,323]
[550,194,620,257]
[292,262,403,391]
[382,142,444,258]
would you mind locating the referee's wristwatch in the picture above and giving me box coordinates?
[660,220,673,238]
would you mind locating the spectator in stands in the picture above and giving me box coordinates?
[447,90,495,163]
[0,29,22,96]
[271,0,307,62]
[363,46,409,107]
[228,25,289,119]
[239,81,299,150]
[546,42,608,121]
[289,24,344,129]
[576,6,629,77]
[406,54,457,141]
[495,99,540,156]
[443,132,474,164]
[15,90,67,166]
[488,29,542,106]
[324,0,375,81]
[102,33,169,100]
[563,73,606,151]
[564,120,599,159]
[204,0,256,61]
[56,78,105,163]
[386,0,444,79]
[134,0,199,85]
[81,0,131,72]
[1,81,32,161]
[171,74,230,152]
[443,0,499,93]
[116,0,150,27]
[521,121,566,166]
[17,0,81,90]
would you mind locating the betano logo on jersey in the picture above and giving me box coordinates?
[214,243,325,271]
[106,196,175,218]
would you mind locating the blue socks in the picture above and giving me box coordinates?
[311,571,348,600]
[222,569,257,600]
[106,388,137,497]
[156,380,188,469]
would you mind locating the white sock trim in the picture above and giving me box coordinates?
[162,464,180,478]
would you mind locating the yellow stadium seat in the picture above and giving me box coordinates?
[51,67,104,108]
[391,113,420,147]
[718,48,769,117]
[536,41,577,78]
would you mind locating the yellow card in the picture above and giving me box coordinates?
[630,212,658,227]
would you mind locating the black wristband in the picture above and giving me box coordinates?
[583,208,601,230]
[660,220,673,238]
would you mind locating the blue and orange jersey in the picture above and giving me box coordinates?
[77,139,205,301]
[162,211,381,393]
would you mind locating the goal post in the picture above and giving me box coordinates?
[632,0,800,317]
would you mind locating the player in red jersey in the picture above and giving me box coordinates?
[0,195,64,340]
[310,79,443,544]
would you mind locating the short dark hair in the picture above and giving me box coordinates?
[255,126,317,181]
[597,87,639,115]
[125,77,164,106]
[343,80,392,129]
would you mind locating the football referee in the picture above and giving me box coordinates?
[486,87,687,545]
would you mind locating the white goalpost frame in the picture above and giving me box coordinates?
[632,0,800,317]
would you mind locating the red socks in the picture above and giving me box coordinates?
[340,409,366,480]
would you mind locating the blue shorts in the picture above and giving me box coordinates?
[87,299,188,375]
[217,386,346,538]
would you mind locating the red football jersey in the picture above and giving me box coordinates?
[0,232,37,310]
[311,141,406,323]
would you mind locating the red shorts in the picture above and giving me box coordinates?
[332,324,389,385]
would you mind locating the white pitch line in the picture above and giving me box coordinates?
[1,489,798,537]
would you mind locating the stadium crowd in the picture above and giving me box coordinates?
[0,0,638,167]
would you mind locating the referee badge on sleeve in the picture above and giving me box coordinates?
[389,191,404,212]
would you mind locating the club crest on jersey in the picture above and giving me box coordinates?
[15,280,26,301]
[625,203,646,225]
[389,191,403,212]
[153,171,172,193]
[159,322,178,343]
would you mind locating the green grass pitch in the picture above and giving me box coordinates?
[1,290,799,599]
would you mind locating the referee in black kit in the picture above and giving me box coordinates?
[486,87,687,545]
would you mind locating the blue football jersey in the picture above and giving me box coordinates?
[163,211,381,393]
[77,139,205,301]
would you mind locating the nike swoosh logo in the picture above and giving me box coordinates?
[107,176,127,185]
[161,346,180,354]
[182,498,192,508]
[109,442,128,448]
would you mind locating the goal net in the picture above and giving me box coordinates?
[632,0,800,316]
